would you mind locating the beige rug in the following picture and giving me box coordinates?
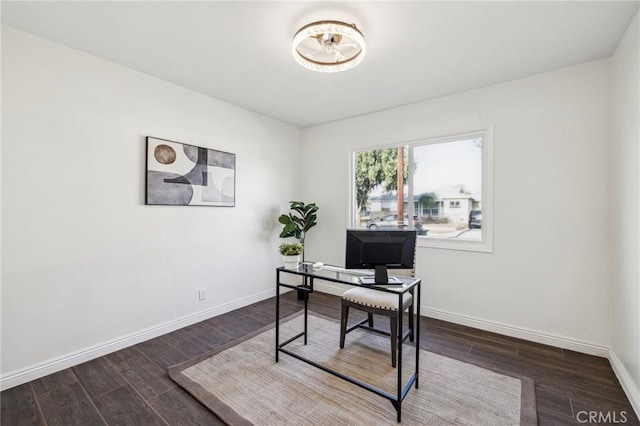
[169,313,537,425]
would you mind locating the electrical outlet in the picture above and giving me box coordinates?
[198,288,206,301]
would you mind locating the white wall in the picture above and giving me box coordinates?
[301,59,612,353]
[611,11,640,414]
[1,26,300,383]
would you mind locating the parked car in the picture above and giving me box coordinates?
[367,214,423,232]
[468,210,482,229]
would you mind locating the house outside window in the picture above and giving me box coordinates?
[351,127,493,252]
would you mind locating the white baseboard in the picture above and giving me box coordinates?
[609,348,640,419]
[422,306,609,357]
[313,282,609,357]
[0,289,277,391]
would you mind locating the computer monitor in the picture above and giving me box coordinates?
[345,229,417,285]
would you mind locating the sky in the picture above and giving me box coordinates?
[412,137,482,200]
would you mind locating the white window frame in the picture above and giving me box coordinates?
[349,126,494,253]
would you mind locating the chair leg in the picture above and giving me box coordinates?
[390,314,398,368]
[340,303,349,349]
[367,313,374,327]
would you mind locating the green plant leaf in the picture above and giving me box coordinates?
[278,214,291,225]
[279,242,304,255]
[278,201,318,246]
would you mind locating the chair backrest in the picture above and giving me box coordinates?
[391,235,417,278]
[393,268,415,278]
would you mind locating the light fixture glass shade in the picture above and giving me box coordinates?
[292,20,366,73]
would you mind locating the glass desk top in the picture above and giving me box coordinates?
[277,261,418,293]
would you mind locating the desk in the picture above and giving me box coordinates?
[275,262,421,422]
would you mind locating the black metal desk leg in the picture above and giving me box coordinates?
[416,281,421,389]
[303,276,314,345]
[275,269,281,362]
[303,279,308,345]
[397,292,403,418]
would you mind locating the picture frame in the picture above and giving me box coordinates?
[146,136,235,207]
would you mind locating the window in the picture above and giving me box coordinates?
[350,127,493,252]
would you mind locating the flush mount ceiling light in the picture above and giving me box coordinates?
[292,20,366,73]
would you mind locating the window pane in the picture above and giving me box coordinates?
[412,138,482,241]
[353,147,415,232]
[351,130,490,252]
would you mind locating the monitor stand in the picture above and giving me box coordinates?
[374,265,388,284]
[358,266,403,285]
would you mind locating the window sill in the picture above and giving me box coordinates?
[416,236,493,253]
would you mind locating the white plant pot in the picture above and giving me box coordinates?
[282,254,301,270]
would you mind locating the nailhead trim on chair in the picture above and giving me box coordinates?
[342,287,413,311]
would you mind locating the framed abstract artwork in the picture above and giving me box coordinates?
[146,137,235,206]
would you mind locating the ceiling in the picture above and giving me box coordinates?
[2,1,638,128]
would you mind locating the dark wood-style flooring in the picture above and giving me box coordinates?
[2,292,638,425]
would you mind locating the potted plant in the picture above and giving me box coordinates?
[279,243,304,269]
[279,201,319,299]
[278,201,319,252]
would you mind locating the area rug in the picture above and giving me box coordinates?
[168,313,537,425]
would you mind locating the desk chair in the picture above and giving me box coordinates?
[339,267,415,368]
